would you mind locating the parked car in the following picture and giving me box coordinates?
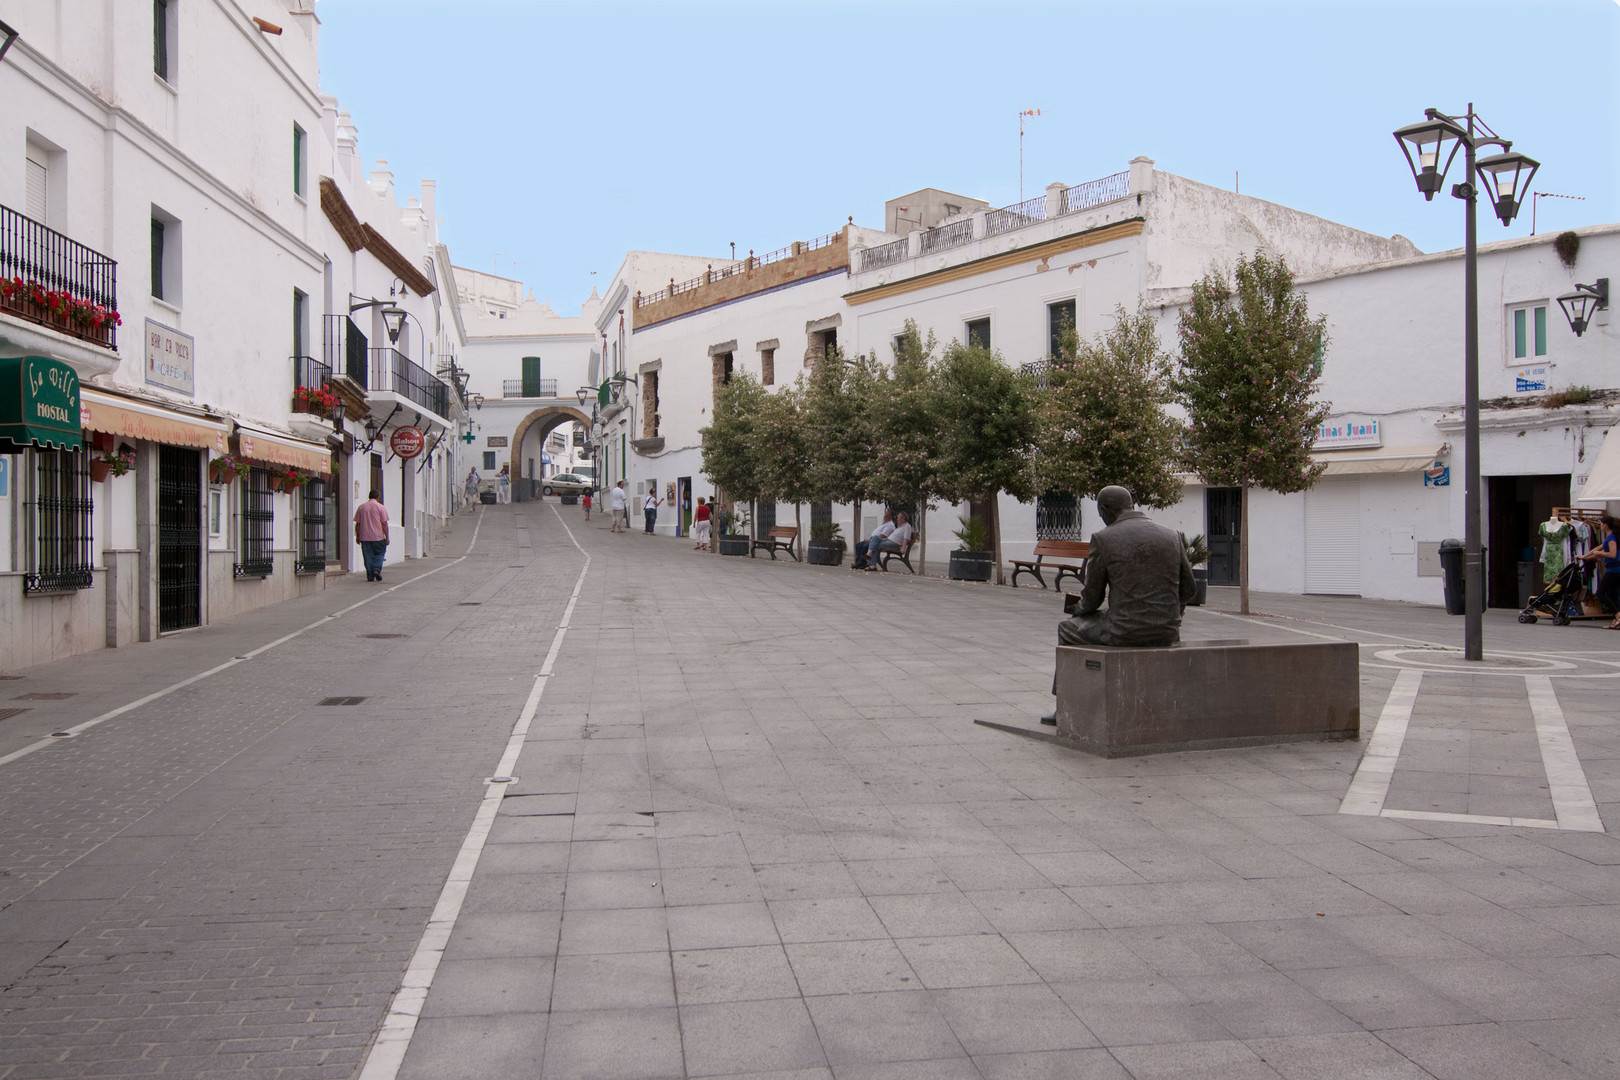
[541,472,593,496]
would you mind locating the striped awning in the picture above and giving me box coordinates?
[80,388,230,453]
[234,422,332,473]
[1312,445,1447,476]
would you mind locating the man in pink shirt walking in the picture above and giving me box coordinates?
[354,489,390,582]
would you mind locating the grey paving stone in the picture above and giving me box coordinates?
[974,1047,1133,1079]
[784,939,918,996]
[673,945,800,1004]
[768,897,887,943]
[1109,1038,1282,1079]
[895,934,1041,989]
[1377,1022,1595,1080]
[1170,972,1361,1039]
[1050,977,1230,1047]
[930,983,1099,1055]
[679,997,827,1077]
[804,990,963,1067]
[550,950,674,1011]
[538,1006,683,1080]
[1245,1031,1436,1079]
[443,910,562,960]
[398,1014,547,1080]
[666,900,780,951]
[419,956,555,1017]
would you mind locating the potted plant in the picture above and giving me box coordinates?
[948,514,995,582]
[293,385,339,417]
[209,454,251,485]
[807,519,846,566]
[90,443,137,483]
[1182,532,1210,606]
[716,505,751,556]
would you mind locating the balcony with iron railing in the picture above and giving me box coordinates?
[323,314,369,391]
[502,378,560,398]
[0,204,119,351]
[371,346,451,419]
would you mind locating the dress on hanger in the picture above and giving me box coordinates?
[1539,520,1573,583]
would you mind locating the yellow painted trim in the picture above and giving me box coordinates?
[844,219,1145,305]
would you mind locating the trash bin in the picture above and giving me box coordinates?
[1439,538,1466,616]
[1517,561,1538,609]
[561,494,578,505]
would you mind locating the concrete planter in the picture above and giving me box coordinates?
[1189,567,1208,606]
[806,541,844,566]
[717,534,749,556]
[948,550,994,582]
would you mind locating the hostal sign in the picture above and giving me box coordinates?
[389,426,425,459]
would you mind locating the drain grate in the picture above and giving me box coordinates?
[458,602,482,606]
[0,675,23,680]
[0,708,30,722]
[317,696,368,706]
[15,692,76,701]
[362,633,408,639]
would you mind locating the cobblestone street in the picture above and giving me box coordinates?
[2,502,1618,1079]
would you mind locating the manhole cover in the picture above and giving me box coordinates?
[317,696,368,706]
[362,633,408,639]
[15,692,76,700]
[0,708,30,722]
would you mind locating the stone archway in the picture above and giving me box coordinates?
[509,405,590,502]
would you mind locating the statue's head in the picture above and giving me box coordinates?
[1097,486,1135,526]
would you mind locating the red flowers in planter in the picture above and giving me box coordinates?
[293,385,340,415]
[0,276,122,333]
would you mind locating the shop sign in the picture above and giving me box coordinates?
[1315,417,1381,449]
[487,436,508,447]
[390,426,425,459]
[1423,460,1450,487]
[0,456,8,497]
[1514,366,1549,393]
[144,320,195,395]
[0,355,82,451]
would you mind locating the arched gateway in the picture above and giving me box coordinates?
[508,405,591,502]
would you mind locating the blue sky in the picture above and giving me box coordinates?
[317,0,1619,316]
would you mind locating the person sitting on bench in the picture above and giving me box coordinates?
[1043,486,1196,723]
[853,509,893,570]
[865,512,913,572]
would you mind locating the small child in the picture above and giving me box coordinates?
[581,491,592,521]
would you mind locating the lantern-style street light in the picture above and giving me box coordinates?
[1393,105,1538,662]
[1557,279,1609,337]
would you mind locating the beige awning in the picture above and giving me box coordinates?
[234,422,332,473]
[80,388,230,453]
[1577,427,1620,501]
[1313,444,1447,476]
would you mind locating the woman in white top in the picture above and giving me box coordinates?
[643,489,662,534]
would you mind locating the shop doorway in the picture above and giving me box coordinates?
[1488,474,1569,608]
[158,446,201,632]
[1205,487,1242,586]
[678,477,691,536]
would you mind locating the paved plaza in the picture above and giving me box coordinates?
[2,501,1618,1080]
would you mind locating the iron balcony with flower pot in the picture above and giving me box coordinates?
[0,203,121,380]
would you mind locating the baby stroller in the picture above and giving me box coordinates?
[1519,561,1600,625]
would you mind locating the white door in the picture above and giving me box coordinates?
[1305,479,1362,595]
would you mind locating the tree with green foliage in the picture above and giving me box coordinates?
[863,320,940,569]
[699,369,767,536]
[1038,304,1184,513]
[1174,251,1330,613]
[930,339,1041,583]
[753,377,815,557]
[803,345,880,541]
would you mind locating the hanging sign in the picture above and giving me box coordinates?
[389,426,425,459]
[1423,460,1450,487]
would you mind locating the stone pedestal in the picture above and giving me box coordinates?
[1053,638,1359,757]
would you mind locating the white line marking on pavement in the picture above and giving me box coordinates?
[0,556,470,770]
[1339,667,1423,817]
[1526,674,1606,832]
[357,504,589,1080]
[1382,808,1561,829]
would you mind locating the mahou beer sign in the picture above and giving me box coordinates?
[390,426,425,459]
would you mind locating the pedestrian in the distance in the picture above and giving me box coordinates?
[464,468,479,508]
[497,463,511,504]
[693,496,711,550]
[644,487,661,534]
[581,490,592,521]
[609,480,628,533]
[353,489,390,582]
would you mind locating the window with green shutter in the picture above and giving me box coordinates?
[521,355,540,398]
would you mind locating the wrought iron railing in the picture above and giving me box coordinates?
[293,354,333,393]
[0,204,119,351]
[296,479,326,575]
[919,219,974,255]
[371,347,451,418]
[502,378,558,398]
[985,194,1048,237]
[235,468,274,579]
[24,449,95,594]
[1058,170,1131,215]
[803,231,840,252]
[635,233,846,307]
[1021,358,1053,390]
[857,237,910,273]
[323,314,368,391]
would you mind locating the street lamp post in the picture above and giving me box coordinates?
[1394,106,1538,662]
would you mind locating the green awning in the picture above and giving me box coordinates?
[0,356,83,452]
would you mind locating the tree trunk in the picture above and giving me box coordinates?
[749,499,757,557]
[987,496,1004,585]
[1239,483,1250,615]
[852,500,863,553]
[794,502,803,560]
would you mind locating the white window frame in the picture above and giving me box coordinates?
[1506,301,1549,366]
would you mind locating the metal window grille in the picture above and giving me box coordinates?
[1036,492,1083,541]
[24,449,94,594]
[296,478,327,575]
[235,468,274,578]
[153,0,169,81]
[158,445,201,631]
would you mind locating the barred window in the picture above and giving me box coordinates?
[1035,491,1083,541]
[296,477,326,575]
[24,449,94,594]
[235,467,274,578]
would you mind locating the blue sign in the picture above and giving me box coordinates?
[0,456,8,497]
[1515,366,1549,393]
[1423,460,1450,487]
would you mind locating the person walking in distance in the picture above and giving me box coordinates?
[581,489,592,522]
[644,486,662,534]
[354,489,390,583]
[693,497,711,550]
[609,480,628,533]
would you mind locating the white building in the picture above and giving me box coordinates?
[0,2,462,667]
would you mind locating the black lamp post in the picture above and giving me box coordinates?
[1395,106,1538,662]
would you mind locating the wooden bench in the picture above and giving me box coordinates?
[876,534,916,573]
[753,525,799,561]
[1010,540,1090,589]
